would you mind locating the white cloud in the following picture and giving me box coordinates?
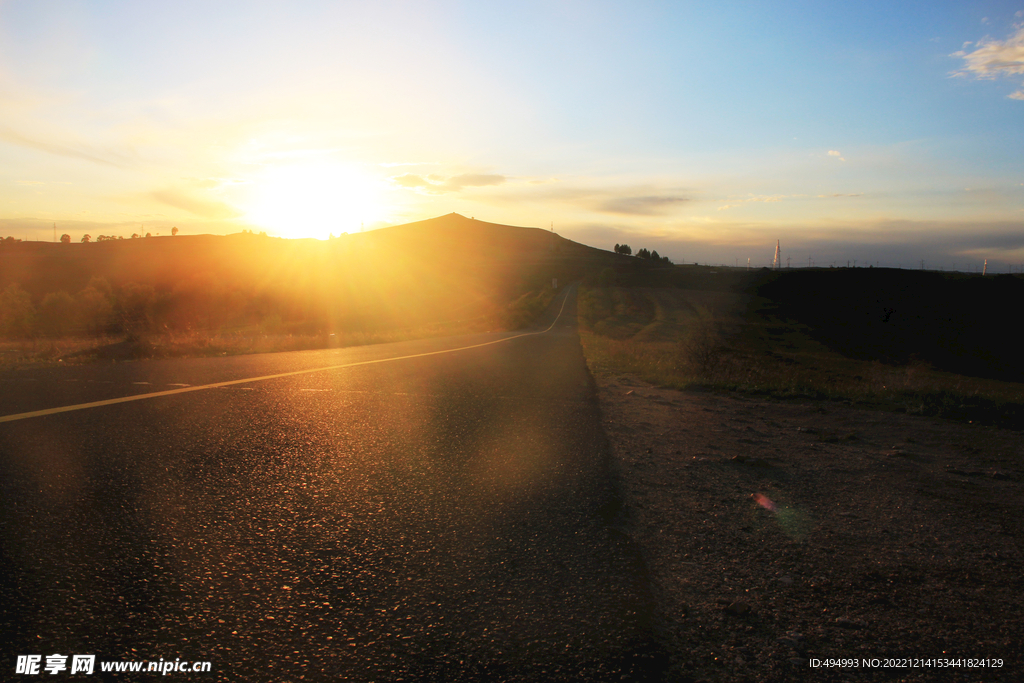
[951,25,1024,99]
[828,150,841,156]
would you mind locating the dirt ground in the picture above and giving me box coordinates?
[593,373,1023,683]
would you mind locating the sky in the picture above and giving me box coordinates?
[1,0,1023,271]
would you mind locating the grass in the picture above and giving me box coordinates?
[577,281,1024,429]
[0,317,501,368]
[0,286,559,369]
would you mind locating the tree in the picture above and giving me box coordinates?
[680,306,723,380]
[0,283,35,339]
[651,250,660,261]
[145,232,152,238]
[60,234,71,244]
[615,244,632,256]
[171,227,179,236]
[114,282,156,340]
[81,234,91,243]
[74,283,113,335]
[637,247,651,259]
[39,291,75,336]
[131,233,140,239]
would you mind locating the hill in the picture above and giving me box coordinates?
[0,213,627,348]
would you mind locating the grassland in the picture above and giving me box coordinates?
[0,214,583,367]
[0,288,559,368]
[578,268,1024,429]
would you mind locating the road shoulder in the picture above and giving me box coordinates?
[592,373,1023,682]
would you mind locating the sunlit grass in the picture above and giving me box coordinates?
[0,285,558,368]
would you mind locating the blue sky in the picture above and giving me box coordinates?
[1,1,1023,270]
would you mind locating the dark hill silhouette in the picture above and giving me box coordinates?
[754,267,1024,383]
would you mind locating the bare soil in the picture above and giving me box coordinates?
[593,373,1024,682]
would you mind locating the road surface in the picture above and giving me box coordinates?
[0,286,666,681]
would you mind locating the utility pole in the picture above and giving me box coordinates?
[773,240,780,269]
[787,255,791,268]
[983,259,988,276]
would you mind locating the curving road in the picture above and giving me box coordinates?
[0,285,666,681]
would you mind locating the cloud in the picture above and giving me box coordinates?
[951,25,1024,98]
[391,173,430,189]
[446,173,506,190]
[714,194,792,211]
[0,127,135,168]
[827,150,846,161]
[597,195,689,215]
[390,172,506,194]
[453,178,693,217]
[817,193,863,198]
[150,189,241,219]
[379,161,440,167]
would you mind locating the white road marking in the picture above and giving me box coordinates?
[0,287,573,423]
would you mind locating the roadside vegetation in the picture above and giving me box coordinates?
[0,216,588,367]
[0,277,557,367]
[578,266,1024,429]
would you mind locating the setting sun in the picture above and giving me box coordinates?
[243,162,385,239]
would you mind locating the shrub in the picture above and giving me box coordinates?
[679,306,723,380]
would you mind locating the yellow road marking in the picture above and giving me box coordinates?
[0,286,573,423]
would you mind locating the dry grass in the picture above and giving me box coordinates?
[0,316,502,368]
[0,285,560,369]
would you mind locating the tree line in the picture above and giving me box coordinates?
[614,243,671,263]
[3,227,182,246]
[0,275,282,341]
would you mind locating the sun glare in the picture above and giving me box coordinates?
[244,162,384,239]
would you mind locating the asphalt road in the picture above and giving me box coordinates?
[0,286,666,682]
